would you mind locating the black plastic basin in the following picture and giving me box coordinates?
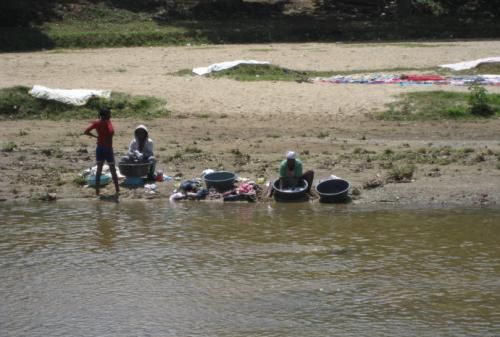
[118,162,151,177]
[272,179,309,202]
[204,171,236,192]
[315,179,351,203]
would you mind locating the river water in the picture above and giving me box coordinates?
[1,202,499,337]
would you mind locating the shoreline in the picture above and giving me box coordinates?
[2,194,498,211]
[1,114,499,208]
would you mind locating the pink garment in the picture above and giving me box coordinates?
[237,183,255,194]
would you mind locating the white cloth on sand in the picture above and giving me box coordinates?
[82,164,124,178]
[29,85,111,106]
[439,57,500,71]
[193,60,270,76]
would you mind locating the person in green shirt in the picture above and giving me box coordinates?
[271,151,314,196]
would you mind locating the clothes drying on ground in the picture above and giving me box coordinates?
[193,60,270,75]
[311,74,500,86]
[439,57,500,71]
[29,85,111,106]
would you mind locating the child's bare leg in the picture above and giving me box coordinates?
[95,162,103,196]
[109,163,120,194]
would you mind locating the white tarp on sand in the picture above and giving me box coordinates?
[193,60,270,76]
[439,57,500,71]
[29,85,111,106]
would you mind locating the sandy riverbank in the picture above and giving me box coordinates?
[1,41,500,206]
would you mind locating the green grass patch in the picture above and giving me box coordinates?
[379,90,500,121]
[2,142,17,152]
[2,2,500,52]
[376,146,471,165]
[185,146,203,154]
[207,64,319,82]
[341,146,496,167]
[72,175,87,187]
[387,163,416,182]
[339,42,460,48]
[0,86,168,120]
[0,4,202,51]
[177,64,432,82]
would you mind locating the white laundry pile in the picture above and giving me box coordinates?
[29,85,111,106]
[192,60,270,75]
[81,164,124,179]
[439,57,500,71]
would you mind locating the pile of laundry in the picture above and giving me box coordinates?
[311,74,500,86]
[222,181,259,202]
[169,175,260,203]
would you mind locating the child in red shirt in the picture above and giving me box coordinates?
[84,107,119,196]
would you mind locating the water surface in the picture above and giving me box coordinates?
[1,202,499,337]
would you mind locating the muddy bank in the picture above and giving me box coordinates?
[1,115,499,207]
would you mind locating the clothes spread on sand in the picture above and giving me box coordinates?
[193,60,270,75]
[311,74,500,86]
[311,56,500,86]
[29,85,111,106]
[439,57,500,71]
[81,164,124,179]
[223,182,257,202]
[169,177,259,202]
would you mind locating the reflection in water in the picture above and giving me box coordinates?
[95,204,117,249]
[0,202,499,337]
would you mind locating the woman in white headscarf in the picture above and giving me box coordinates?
[125,125,156,179]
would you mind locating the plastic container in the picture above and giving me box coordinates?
[204,171,236,192]
[87,174,111,187]
[123,176,144,187]
[118,162,150,177]
[315,178,351,203]
[272,179,309,202]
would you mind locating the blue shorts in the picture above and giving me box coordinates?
[96,146,115,164]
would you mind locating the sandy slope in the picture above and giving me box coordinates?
[1,41,500,206]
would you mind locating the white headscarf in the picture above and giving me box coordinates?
[286,151,296,159]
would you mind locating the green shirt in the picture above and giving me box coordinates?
[279,159,303,178]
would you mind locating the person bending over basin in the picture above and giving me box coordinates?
[122,125,156,180]
[270,151,314,196]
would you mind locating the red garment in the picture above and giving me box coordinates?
[85,119,114,147]
[401,74,446,82]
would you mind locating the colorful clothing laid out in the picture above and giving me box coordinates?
[311,74,500,86]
